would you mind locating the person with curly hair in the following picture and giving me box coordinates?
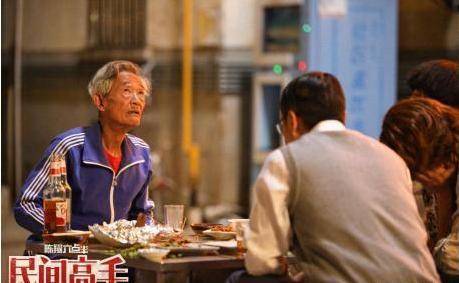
[380,97,459,281]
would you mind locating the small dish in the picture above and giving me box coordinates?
[43,230,92,244]
[202,229,236,240]
[190,223,222,234]
[202,239,237,249]
[148,243,220,254]
[138,247,171,262]
[88,226,131,248]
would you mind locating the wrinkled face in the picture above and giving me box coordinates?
[100,71,148,130]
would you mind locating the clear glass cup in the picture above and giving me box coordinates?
[164,205,185,232]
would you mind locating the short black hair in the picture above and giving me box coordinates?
[407,59,459,108]
[280,72,345,129]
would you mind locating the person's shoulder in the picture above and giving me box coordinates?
[345,129,408,166]
[126,134,150,151]
[343,129,378,144]
[264,148,285,164]
[50,126,86,145]
[44,126,87,155]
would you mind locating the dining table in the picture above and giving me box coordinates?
[25,236,245,283]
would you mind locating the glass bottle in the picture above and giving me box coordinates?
[59,154,72,231]
[43,154,68,234]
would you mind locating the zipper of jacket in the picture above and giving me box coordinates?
[82,161,116,223]
[83,159,145,223]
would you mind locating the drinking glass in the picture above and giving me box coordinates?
[164,205,185,232]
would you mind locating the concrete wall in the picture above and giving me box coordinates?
[221,0,256,49]
[195,0,221,47]
[22,0,87,53]
[146,0,181,49]
[146,0,256,49]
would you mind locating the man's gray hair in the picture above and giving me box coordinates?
[87,60,151,97]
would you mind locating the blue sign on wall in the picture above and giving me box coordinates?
[307,0,398,138]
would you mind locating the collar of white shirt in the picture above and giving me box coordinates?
[311,119,346,133]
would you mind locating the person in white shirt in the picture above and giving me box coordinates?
[227,72,439,283]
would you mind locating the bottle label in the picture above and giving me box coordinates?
[55,201,67,226]
[50,159,61,177]
[60,159,67,176]
[49,168,60,177]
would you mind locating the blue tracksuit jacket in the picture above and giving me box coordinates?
[14,122,154,234]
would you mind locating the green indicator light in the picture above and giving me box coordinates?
[302,24,312,33]
[273,64,283,75]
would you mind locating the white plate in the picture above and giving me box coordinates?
[88,226,131,248]
[88,221,174,248]
[149,243,220,253]
[202,229,236,240]
[138,248,171,262]
[202,240,237,249]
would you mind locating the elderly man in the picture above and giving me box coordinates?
[14,60,153,234]
[228,72,439,282]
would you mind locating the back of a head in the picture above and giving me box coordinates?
[280,72,346,129]
[380,97,458,176]
[407,59,459,108]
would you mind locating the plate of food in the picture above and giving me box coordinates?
[89,219,174,248]
[43,230,92,244]
[203,225,236,240]
[190,223,223,234]
[202,239,237,249]
[149,243,220,254]
[138,247,171,262]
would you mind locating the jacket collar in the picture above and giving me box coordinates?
[82,123,145,170]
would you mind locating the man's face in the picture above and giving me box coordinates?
[100,71,148,130]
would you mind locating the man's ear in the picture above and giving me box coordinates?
[92,94,105,111]
[287,110,299,131]
[288,110,308,136]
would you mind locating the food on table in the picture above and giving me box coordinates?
[150,232,189,247]
[210,225,234,232]
[101,244,145,259]
[203,225,237,240]
[89,219,173,247]
[190,223,222,234]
